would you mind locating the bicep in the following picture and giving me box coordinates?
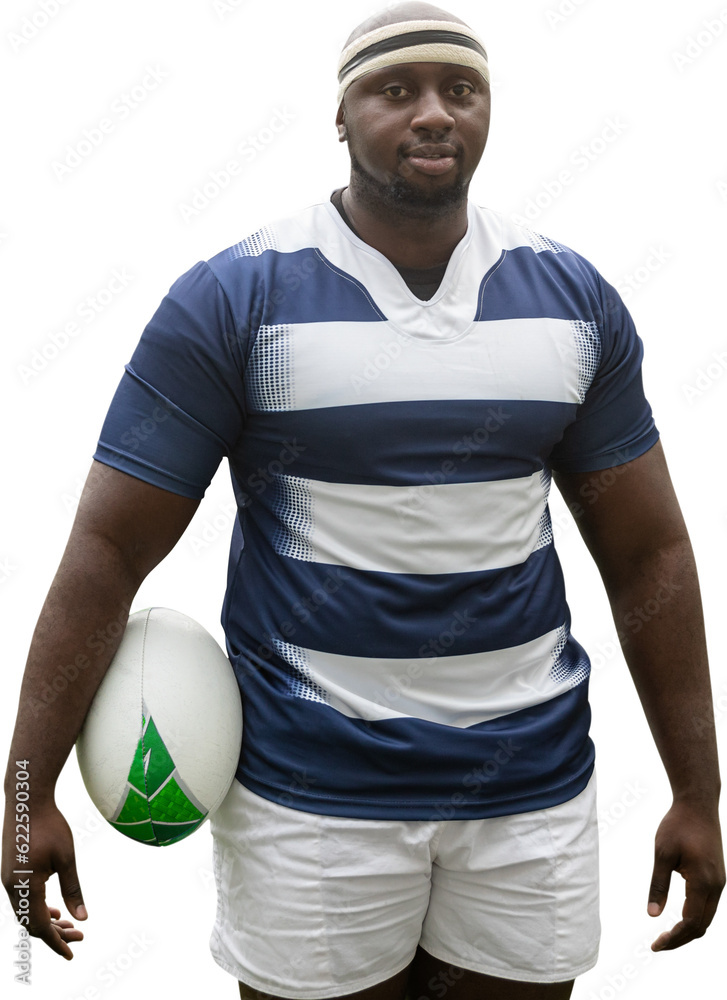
[552,440,690,584]
[69,460,201,583]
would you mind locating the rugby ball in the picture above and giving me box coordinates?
[76,607,242,846]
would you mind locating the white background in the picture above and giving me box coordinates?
[1,0,726,997]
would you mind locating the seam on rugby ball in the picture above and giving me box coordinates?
[139,608,155,840]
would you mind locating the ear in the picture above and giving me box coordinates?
[336,102,347,143]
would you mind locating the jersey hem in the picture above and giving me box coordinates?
[235,756,595,821]
[92,450,207,500]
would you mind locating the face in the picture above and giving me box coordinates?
[337,61,491,217]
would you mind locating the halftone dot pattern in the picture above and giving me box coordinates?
[570,320,602,403]
[525,230,569,255]
[226,225,278,260]
[245,324,295,411]
[273,639,330,704]
[534,466,554,552]
[272,475,316,562]
[549,623,591,688]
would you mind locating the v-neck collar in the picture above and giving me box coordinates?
[330,188,449,301]
[322,198,475,305]
[317,199,504,343]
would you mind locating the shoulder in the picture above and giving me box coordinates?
[472,204,606,290]
[205,200,335,280]
[470,205,632,340]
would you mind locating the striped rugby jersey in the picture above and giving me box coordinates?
[94,197,659,820]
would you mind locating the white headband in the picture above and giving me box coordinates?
[337,19,490,105]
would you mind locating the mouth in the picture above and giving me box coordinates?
[402,144,459,177]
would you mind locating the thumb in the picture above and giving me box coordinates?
[648,851,674,917]
[57,857,87,921]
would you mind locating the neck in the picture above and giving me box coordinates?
[342,181,469,269]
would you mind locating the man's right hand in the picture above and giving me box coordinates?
[3,461,201,959]
[2,799,86,959]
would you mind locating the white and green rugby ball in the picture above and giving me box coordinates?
[76,607,243,847]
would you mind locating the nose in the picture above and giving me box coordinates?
[409,88,455,132]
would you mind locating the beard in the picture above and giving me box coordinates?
[348,136,468,222]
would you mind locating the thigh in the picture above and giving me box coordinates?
[407,946,573,999]
[419,771,600,985]
[210,780,434,998]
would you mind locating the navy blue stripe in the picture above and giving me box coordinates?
[475,245,602,322]
[233,664,594,820]
[208,247,387,328]
[210,241,606,329]
[233,399,577,494]
[222,520,567,659]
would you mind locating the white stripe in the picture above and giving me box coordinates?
[237,201,566,272]
[233,202,575,333]
[273,471,547,574]
[246,316,583,412]
[275,626,572,727]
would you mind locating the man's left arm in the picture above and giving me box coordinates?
[553,439,725,951]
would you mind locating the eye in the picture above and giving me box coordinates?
[448,83,475,97]
[382,84,410,98]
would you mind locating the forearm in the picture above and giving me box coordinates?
[4,532,141,804]
[605,538,720,809]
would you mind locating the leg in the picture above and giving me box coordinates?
[407,945,574,1000]
[238,960,412,1000]
[413,775,600,997]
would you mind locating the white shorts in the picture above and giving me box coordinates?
[209,772,600,999]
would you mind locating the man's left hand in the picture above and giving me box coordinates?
[648,799,725,950]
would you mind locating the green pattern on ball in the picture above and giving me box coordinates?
[113,785,151,824]
[109,708,207,846]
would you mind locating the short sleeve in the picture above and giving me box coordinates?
[548,272,659,473]
[93,261,247,498]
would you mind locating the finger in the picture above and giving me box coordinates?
[35,906,86,959]
[28,881,81,960]
[700,885,724,935]
[53,922,85,943]
[49,908,84,936]
[52,917,78,930]
[651,880,709,952]
[24,880,73,960]
[652,916,703,952]
[34,912,76,960]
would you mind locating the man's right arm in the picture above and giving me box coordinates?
[2,459,200,959]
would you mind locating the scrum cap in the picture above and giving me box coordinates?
[337,18,489,105]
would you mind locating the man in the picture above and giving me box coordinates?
[2,2,724,998]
